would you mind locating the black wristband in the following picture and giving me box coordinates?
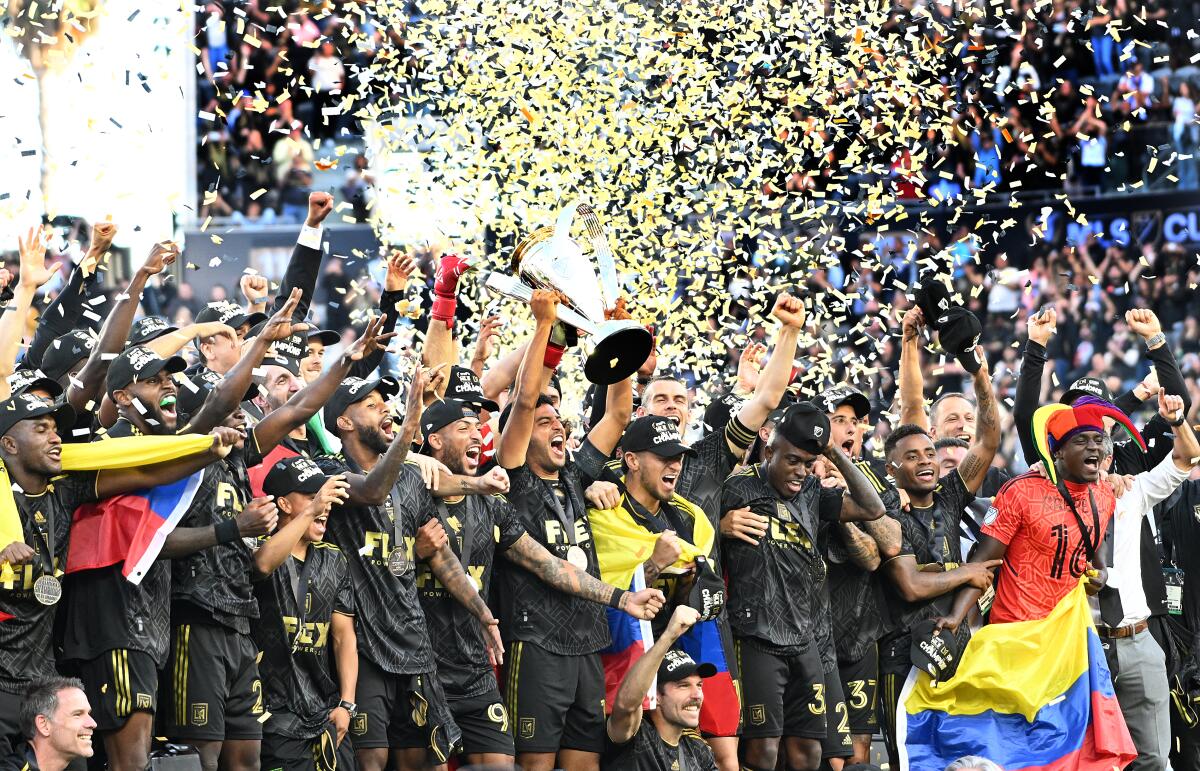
[608,587,627,610]
[215,519,241,544]
[1169,414,1187,427]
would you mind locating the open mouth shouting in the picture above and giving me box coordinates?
[381,415,395,441]
[159,394,177,422]
[464,443,482,470]
[662,471,678,493]
[1082,451,1101,475]
[915,466,937,484]
[549,432,566,459]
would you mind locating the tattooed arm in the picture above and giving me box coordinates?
[882,554,1002,603]
[427,542,504,665]
[824,446,885,521]
[502,533,625,607]
[838,523,881,571]
[859,513,902,561]
[956,347,1001,496]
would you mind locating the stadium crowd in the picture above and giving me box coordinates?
[0,192,1197,771]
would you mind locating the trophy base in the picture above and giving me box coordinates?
[584,321,653,385]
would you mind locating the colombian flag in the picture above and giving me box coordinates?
[899,579,1136,771]
[589,490,740,736]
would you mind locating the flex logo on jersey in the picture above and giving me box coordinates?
[543,518,590,546]
[282,616,330,648]
[416,564,486,591]
[216,481,244,513]
[362,532,415,562]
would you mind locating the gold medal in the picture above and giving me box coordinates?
[388,548,414,577]
[33,574,62,606]
[566,545,589,570]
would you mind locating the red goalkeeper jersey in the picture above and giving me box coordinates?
[981,472,1116,623]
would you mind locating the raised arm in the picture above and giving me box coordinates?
[350,252,412,380]
[184,289,308,435]
[607,606,700,744]
[252,476,348,578]
[1162,390,1200,472]
[956,349,1001,495]
[254,316,393,455]
[496,290,558,470]
[422,254,471,398]
[824,445,885,521]
[143,321,235,360]
[0,227,56,396]
[270,192,331,322]
[730,293,805,441]
[899,307,930,430]
[1015,308,1055,465]
[342,367,424,506]
[25,225,108,369]
[69,241,180,413]
[480,342,526,404]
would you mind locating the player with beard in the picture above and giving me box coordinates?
[316,367,511,771]
[0,390,240,756]
[494,289,641,771]
[874,346,1004,768]
[413,400,663,767]
[898,308,1010,497]
[719,402,886,771]
[604,606,719,771]
[251,457,356,771]
[59,293,311,771]
[806,387,899,764]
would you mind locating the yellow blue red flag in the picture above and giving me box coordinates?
[899,579,1136,771]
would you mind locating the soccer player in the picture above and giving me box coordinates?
[414,400,662,768]
[603,606,719,771]
[1,678,97,771]
[251,457,356,771]
[720,401,885,771]
[494,289,636,771]
[0,391,239,756]
[316,368,508,771]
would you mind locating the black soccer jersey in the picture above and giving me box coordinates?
[676,419,756,532]
[495,439,610,656]
[602,720,718,771]
[316,456,433,675]
[170,454,257,633]
[883,470,974,633]
[416,493,525,701]
[62,419,172,667]
[252,541,353,739]
[720,464,843,655]
[0,470,98,694]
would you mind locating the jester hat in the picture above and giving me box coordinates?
[1031,395,1146,484]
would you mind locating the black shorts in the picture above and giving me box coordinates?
[839,645,879,735]
[735,639,825,740]
[159,622,263,741]
[450,689,514,757]
[79,649,159,731]
[501,641,605,754]
[820,669,853,759]
[352,655,457,761]
[262,722,356,771]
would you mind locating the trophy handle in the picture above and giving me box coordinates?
[555,201,620,312]
[483,273,596,334]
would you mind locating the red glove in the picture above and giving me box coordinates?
[432,254,470,327]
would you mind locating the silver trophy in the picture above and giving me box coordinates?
[485,202,652,385]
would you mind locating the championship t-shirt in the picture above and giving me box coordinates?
[0,470,98,693]
[252,541,353,739]
[720,464,843,654]
[602,720,718,771]
[316,456,434,675]
[416,493,525,700]
[982,473,1116,623]
[494,439,611,656]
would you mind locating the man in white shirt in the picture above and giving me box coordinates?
[1098,389,1198,771]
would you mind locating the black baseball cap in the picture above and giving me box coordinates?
[621,415,696,457]
[262,353,302,378]
[127,316,178,347]
[774,401,831,455]
[195,301,253,330]
[816,387,871,419]
[909,619,971,681]
[263,455,330,497]
[1061,376,1113,404]
[41,330,94,381]
[657,649,717,684]
[445,366,499,412]
[0,392,75,438]
[421,400,479,437]
[934,307,984,375]
[323,376,400,434]
[307,329,341,346]
[915,273,954,323]
[105,346,187,397]
[7,369,63,400]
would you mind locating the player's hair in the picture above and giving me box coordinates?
[20,676,86,739]
[642,374,687,391]
[930,392,975,424]
[933,437,970,451]
[1100,432,1114,458]
[884,423,932,459]
[498,394,556,432]
[944,756,1004,771]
